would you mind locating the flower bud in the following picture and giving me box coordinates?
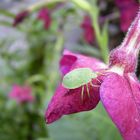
[13,10,29,26]
[38,8,52,30]
[109,11,140,73]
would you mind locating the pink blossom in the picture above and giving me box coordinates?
[46,10,140,140]
[9,84,34,103]
[13,10,29,26]
[13,8,52,29]
[38,8,52,30]
[46,50,107,123]
[81,15,95,44]
[101,11,140,140]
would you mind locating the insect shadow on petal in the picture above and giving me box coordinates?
[62,68,101,100]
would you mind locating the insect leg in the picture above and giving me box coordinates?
[81,86,84,101]
[86,84,90,98]
[90,81,94,87]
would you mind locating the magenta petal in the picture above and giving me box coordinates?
[9,85,34,103]
[60,52,77,75]
[38,8,52,30]
[13,10,29,26]
[115,0,139,32]
[81,15,95,44]
[100,73,140,140]
[120,4,138,32]
[45,81,100,124]
[60,50,107,75]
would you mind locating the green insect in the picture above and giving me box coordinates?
[62,68,100,100]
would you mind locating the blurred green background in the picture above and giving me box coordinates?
[0,0,139,139]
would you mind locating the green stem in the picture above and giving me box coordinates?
[0,9,15,18]
[90,10,109,63]
[45,34,64,100]
[28,0,65,12]
[70,0,109,63]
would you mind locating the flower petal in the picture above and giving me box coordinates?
[115,0,139,32]
[45,79,100,124]
[13,10,29,26]
[60,51,77,75]
[100,73,140,140]
[9,85,34,103]
[38,8,52,30]
[60,50,106,75]
[81,15,95,44]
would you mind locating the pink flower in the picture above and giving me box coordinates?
[13,8,52,29]
[38,8,52,30]
[13,10,29,26]
[81,15,95,44]
[115,0,139,32]
[9,84,34,103]
[46,11,140,140]
[46,50,107,123]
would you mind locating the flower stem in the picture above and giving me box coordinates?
[90,10,109,63]
[71,0,109,63]
[28,0,65,12]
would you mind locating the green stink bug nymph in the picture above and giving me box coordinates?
[62,68,100,100]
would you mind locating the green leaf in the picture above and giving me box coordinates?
[0,21,12,27]
[101,21,109,48]
[0,9,15,18]
[27,74,46,85]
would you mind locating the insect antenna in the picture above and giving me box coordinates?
[96,71,110,84]
[96,78,101,84]
[97,72,109,76]
[90,81,100,88]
